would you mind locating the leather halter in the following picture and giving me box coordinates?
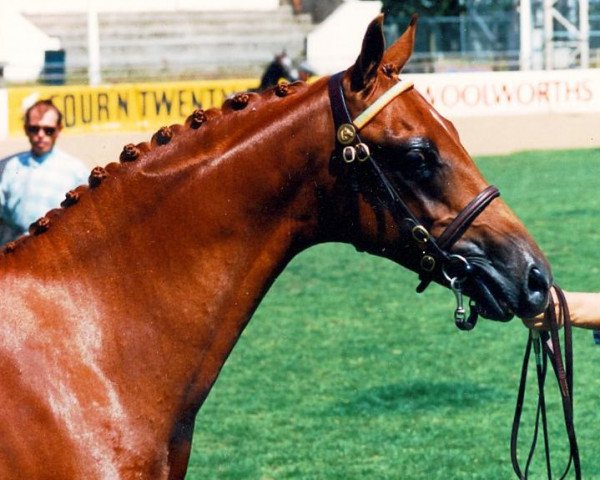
[328,71,500,329]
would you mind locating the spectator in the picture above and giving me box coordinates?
[0,99,89,244]
[292,0,303,15]
[258,52,296,91]
[297,61,315,82]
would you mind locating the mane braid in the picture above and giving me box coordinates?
[0,80,310,256]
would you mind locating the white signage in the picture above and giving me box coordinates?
[405,69,600,117]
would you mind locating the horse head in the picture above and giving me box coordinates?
[320,15,551,322]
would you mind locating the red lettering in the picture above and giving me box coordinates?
[440,85,460,107]
[492,84,514,105]
[421,86,436,105]
[536,82,550,102]
[564,81,581,102]
[516,83,535,104]
[461,85,481,107]
[580,80,593,102]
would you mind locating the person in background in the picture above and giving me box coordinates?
[523,286,600,344]
[292,0,303,14]
[258,52,296,91]
[297,61,315,82]
[0,99,89,244]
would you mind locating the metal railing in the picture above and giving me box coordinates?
[384,12,600,72]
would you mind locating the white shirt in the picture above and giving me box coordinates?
[0,147,89,243]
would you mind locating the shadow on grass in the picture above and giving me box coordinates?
[329,380,510,416]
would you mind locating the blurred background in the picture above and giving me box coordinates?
[1,0,599,84]
[0,0,599,161]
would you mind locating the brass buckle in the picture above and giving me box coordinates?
[411,225,430,244]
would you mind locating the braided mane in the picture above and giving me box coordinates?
[1,81,311,256]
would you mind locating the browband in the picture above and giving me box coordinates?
[354,80,414,129]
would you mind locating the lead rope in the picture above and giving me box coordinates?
[511,284,581,479]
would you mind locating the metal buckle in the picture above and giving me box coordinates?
[342,146,356,163]
[411,225,430,244]
[355,142,371,162]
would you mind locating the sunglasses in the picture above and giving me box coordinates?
[26,125,57,136]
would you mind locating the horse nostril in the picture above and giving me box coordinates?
[518,265,551,318]
[528,265,550,296]
[522,265,552,317]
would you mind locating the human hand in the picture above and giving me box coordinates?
[521,286,560,331]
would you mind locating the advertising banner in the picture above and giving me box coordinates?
[6,78,259,136]
[0,89,7,140]
[406,69,600,117]
[3,69,600,140]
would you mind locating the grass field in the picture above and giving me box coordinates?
[186,148,600,479]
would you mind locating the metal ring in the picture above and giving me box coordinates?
[342,146,356,163]
[411,225,430,244]
[442,254,470,283]
[450,276,463,291]
[356,142,371,162]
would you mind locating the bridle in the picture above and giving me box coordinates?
[328,72,581,478]
[328,71,499,330]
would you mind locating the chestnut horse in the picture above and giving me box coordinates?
[0,16,551,479]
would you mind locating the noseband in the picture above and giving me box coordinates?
[328,72,499,330]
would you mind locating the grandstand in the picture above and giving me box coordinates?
[23,7,314,83]
[2,0,599,85]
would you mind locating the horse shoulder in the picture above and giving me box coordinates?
[0,353,80,478]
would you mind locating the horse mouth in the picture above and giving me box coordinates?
[462,259,515,321]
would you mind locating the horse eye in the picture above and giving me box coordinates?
[402,148,435,181]
[406,149,426,165]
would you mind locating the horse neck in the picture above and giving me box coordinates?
[8,80,336,418]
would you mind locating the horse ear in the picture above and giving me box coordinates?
[382,14,417,73]
[349,14,385,92]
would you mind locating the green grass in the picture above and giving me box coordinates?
[187,148,600,479]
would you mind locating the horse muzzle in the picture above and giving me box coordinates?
[460,255,552,322]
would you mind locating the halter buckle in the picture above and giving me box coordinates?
[342,146,356,163]
[411,225,430,244]
[356,143,371,162]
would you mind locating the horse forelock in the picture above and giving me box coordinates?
[0,80,315,257]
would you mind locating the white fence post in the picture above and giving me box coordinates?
[87,0,101,86]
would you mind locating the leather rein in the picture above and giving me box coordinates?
[328,72,581,478]
[328,71,499,330]
[511,285,581,479]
